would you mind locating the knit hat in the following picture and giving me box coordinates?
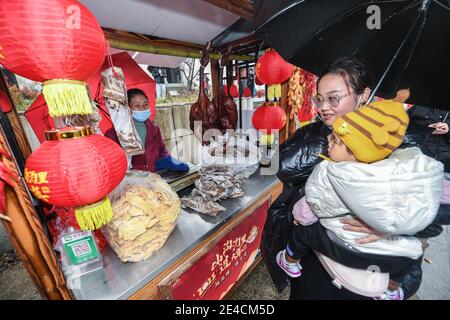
[332,100,409,163]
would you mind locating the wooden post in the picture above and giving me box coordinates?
[279,81,290,144]
[210,59,219,98]
[0,126,73,300]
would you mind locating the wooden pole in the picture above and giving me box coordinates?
[279,81,290,144]
[210,59,219,98]
[0,128,73,300]
[107,38,254,61]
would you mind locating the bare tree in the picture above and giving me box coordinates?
[180,58,201,92]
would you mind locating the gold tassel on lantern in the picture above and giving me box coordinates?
[267,84,282,100]
[75,197,113,230]
[43,79,93,117]
[260,133,275,145]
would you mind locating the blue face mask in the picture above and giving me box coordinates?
[132,110,151,122]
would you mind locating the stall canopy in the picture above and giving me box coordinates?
[25,52,157,142]
[24,0,250,142]
[79,0,241,45]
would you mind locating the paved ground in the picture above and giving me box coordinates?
[1,224,449,300]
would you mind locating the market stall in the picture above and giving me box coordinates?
[0,0,294,300]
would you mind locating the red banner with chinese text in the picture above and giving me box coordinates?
[168,200,269,300]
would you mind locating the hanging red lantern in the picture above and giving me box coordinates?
[229,84,239,98]
[25,126,127,230]
[243,87,252,98]
[0,0,107,117]
[256,49,294,100]
[223,83,239,98]
[252,102,287,145]
[0,92,12,113]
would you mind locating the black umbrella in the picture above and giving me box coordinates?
[255,0,450,109]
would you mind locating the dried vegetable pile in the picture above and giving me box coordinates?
[102,174,180,262]
[181,165,245,216]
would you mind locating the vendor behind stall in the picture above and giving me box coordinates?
[106,88,189,172]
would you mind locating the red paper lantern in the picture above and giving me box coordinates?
[256,49,294,100]
[25,126,127,230]
[223,84,239,98]
[0,0,107,117]
[243,87,252,98]
[229,84,239,98]
[0,92,12,113]
[252,102,287,144]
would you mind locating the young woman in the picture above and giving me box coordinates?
[261,56,447,299]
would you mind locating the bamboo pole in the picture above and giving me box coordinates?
[107,38,254,61]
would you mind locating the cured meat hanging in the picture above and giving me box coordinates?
[189,42,218,145]
[212,46,238,134]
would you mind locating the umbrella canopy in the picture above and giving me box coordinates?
[25,52,156,142]
[256,0,450,109]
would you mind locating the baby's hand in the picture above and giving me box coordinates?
[340,217,383,244]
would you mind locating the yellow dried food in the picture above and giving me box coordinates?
[102,174,181,262]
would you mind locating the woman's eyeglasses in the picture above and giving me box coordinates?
[312,93,351,109]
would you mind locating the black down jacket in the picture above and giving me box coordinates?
[261,119,449,297]
[260,121,330,293]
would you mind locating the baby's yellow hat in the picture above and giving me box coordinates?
[332,100,409,163]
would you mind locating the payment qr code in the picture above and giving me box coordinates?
[72,241,92,257]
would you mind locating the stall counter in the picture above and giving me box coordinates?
[72,169,282,300]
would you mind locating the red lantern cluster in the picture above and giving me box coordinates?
[223,83,239,98]
[25,126,127,229]
[243,87,252,98]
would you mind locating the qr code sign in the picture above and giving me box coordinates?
[72,240,92,257]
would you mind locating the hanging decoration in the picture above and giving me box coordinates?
[288,67,318,127]
[243,87,252,98]
[24,126,127,230]
[229,83,239,98]
[255,49,293,100]
[252,102,287,145]
[0,0,107,117]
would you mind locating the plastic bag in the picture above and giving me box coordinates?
[101,66,144,156]
[102,171,180,262]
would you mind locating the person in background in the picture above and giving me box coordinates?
[247,67,255,97]
[105,88,189,173]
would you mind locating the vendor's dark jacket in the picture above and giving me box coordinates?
[261,117,449,296]
[105,120,170,172]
